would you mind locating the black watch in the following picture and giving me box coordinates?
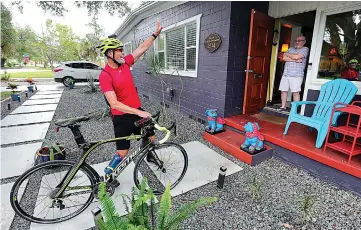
[152,34,157,39]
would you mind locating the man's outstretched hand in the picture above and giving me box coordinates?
[154,21,163,36]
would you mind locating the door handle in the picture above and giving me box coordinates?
[244,70,254,73]
[254,74,262,79]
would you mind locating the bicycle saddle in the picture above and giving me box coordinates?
[55,116,90,127]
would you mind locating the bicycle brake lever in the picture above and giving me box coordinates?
[165,122,177,136]
[152,111,160,123]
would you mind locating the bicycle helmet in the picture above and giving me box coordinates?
[97,38,123,54]
[349,58,358,64]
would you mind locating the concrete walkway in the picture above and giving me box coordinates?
[1,85,63,230]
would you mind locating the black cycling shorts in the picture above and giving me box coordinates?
[112,109,143,150]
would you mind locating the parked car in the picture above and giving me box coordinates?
[53,61,103,87]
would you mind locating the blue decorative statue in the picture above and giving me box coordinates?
[205,109,225,134]
[241,122,265,153]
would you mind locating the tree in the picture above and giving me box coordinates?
[35,19,81,68]
[1,2,16,66]
[11,1,131,17]
[56,24,81,61]
[36,19,59,69]
[77,16,105,62]
[13,26,40,65]
[85,16,105,61]
[77,38,92,60]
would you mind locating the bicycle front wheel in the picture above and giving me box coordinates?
[10,160,98,224]
[133,142,188,195]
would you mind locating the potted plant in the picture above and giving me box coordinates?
[36,139,66,163]
[7,83,20,101]
[25,77,35,92]
[68,78,74,89]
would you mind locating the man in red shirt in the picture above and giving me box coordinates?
[341,58,359,81]
[97,22,163,183]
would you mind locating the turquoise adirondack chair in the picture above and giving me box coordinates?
[283,79,358,148]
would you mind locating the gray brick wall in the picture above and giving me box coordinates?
[118,1,268,120]
[225,1,269,117]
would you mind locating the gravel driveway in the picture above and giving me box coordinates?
[8,86,361,230]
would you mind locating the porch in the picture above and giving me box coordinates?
[204,113,361,181]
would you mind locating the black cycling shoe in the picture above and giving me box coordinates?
[110,179,120,188]
[146,152,158,165]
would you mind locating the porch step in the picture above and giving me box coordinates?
[203,129,274,166]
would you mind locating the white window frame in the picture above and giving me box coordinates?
[123,41,133,70]
[306,3,361,94]
[123,41,133,55]
[154,14,202,78]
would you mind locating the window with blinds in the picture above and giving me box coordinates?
[157,21,198,72]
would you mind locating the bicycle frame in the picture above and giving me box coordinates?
[53,124,152,199]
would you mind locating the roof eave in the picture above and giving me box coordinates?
[114,1,188,39]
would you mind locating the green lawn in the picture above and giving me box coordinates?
[7,71,54,78]
[2,66,51,70]
[34,67,52,71]
[1,91,20,100]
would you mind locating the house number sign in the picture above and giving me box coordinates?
[204,33,221,52]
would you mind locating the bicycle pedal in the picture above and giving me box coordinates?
[110,180,120,188]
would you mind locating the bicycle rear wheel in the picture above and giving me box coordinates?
[133,142,188,195]
[10,160,98,224]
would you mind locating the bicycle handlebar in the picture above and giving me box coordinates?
[134,111,176,144]
[154,124,171,144]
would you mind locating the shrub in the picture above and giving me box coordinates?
[96,177,217,229]
[1,71,11,81]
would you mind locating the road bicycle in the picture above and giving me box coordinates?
[10,111,188,224]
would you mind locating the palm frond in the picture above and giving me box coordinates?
[157,183,172,229]
[113,216,131,230]
[119,194,132,214]
[126,178,155,228]
[126,224,148,230]
[95,218,108,230]
[150,190,156,230]
[129,193,153,224]
[97,182,119,229]
[164,197,217,230]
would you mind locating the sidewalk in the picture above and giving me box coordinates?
[1,85,63,230]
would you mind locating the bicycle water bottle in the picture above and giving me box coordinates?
[105,154,122,175]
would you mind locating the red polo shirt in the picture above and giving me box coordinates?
[99,54,141,115]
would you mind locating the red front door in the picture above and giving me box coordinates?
[243,9,274,114]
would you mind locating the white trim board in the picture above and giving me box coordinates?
[115,1,188,39]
